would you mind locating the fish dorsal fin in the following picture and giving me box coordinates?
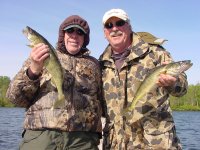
[145,64,167,78]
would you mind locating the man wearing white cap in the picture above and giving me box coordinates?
[99,8,188,149]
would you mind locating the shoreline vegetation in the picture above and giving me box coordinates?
[1,76,200,111]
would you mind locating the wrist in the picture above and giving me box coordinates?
[27,68,41,80]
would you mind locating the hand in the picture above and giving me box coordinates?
[29,43,50,75]
[157,74,177,87]
[156,61,177,87]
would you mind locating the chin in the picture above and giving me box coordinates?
[68,50,80,55]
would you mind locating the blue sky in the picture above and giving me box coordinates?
[1,0,199,85]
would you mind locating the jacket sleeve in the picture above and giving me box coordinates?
[6,58,40,108]
[155,45,188,97]
[168,73,188,97]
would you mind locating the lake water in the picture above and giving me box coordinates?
[0,107,200,150]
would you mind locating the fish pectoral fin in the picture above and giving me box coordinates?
[27,44,34,48]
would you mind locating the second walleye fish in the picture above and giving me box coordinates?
[122,60,193,120]
[23,26,65,109]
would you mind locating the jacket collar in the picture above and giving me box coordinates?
[100,32,149,68]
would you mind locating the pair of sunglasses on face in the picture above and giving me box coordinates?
[65,28,85,36]
[104,20,126,29]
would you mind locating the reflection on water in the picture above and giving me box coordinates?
[0,108,200,150]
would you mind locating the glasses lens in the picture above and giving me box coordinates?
[66,28,74,34]
[66,28,84,36]
[105,23,113,29]
[104,20,126,29]
[116,20,126,27]
[76,29,84,36]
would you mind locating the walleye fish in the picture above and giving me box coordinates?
[23,26,65,109]
[122,60,193,120]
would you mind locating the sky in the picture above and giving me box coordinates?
[1,0,200,85]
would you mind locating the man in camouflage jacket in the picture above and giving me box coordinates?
[99,9,188,150]
[6,15,104,150]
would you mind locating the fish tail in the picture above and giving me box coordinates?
[53,93,65,109]
[121,107,132,120]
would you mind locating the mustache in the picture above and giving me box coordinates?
[110,30,123,36]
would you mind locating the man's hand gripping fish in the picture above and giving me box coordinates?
[122,60,193,121]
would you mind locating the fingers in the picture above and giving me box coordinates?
[157,74,177,87]
[29,43,50,74]
[161,60,171,65]
[31,43,50,62]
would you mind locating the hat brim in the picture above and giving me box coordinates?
[103,15,127,25]
[64,24,86,34]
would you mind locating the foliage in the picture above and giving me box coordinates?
[0,76,14,107]
[170,83,200,111]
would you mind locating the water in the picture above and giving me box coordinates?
[173,111,200,150]
[0,108,200,150]
[0,107,24,150]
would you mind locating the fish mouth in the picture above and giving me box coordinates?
[22,29,27,36]
[22,26,30,36]
[22,26,35,41]
[181,60,193,69]
[183,60,191,63]
[23,26,32,34]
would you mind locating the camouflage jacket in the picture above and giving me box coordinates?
[99,32,188,149]
[6,50,103,133]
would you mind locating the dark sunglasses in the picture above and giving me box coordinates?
[104,20,126,29]
[65,28,85,36]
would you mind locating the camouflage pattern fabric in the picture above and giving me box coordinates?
[99,32,187,150]
[6,50,103,133]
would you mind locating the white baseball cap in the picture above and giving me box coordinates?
[102,9,130,25]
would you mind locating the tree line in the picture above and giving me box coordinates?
[0,76,200,110]
[0,76,13,107]
[170,83,200,111]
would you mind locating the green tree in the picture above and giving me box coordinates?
[170,83,200,110]
[0,76,13,107]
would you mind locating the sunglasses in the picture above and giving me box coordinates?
[65,28,85,36]
[104,20,126,29]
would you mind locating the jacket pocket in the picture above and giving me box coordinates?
[143,120,174,135]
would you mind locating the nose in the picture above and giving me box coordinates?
[71,32,78,38]
[111,26,118,31]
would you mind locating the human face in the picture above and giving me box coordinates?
[64,27,85,55]
[104,17,132,53]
